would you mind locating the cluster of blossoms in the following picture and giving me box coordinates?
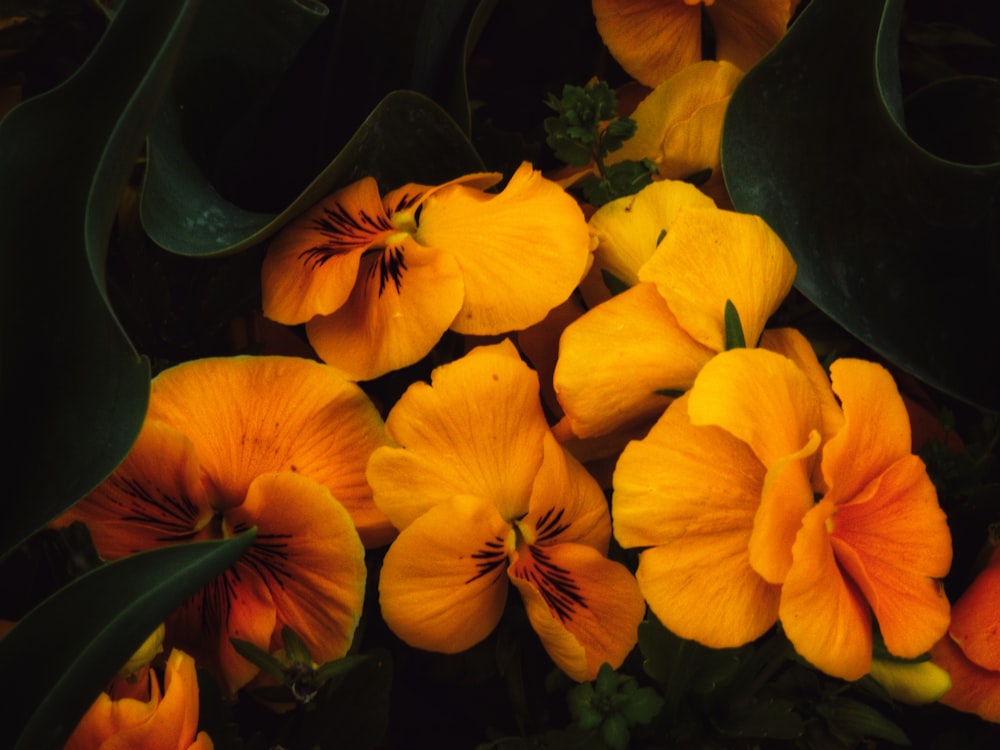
[48,0,999,745]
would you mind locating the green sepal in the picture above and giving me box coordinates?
[230,636,287,682]
[724,299,746,350]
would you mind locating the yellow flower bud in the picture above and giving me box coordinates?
[868,658,952,705]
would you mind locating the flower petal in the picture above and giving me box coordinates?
[229,471,367,668]
[950,548,1000,672]
[553,281,714,439]
[305,238,465,381]
[378,494,512,653]
[53,420,214,557]
[368,340,550,529]
[639,207,796,353]
[688,347,821,469]
[614,395,779,646]
[582,179,715,308]
[611,61,743,205]
[592,0,702,87]
[931,634,1000,722]
[830,456,951,659]
[508,542,645,681]
[262,177,392,325]
[416,162,592,335]
[780,499,872,680]
[707,0,796,73]
[523,433,611,553]
[821,358,914,506]
[148,356,394,546]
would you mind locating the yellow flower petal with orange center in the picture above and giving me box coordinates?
[147,355,393,547]
[640,207,796,353]
[378,493,513,654]
[368,339,550,530]
[614,395,779,647]
[508,542,645,681]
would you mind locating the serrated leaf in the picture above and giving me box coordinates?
[0,532,256,750]
[0,0,204,556]
[722,0,1000,410]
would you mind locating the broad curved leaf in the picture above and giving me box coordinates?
[0,0,202,556]
[722,0,1000,410]
[0,531,256,750]
[141,88,485,256]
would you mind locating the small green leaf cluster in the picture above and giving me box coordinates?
[567,663,664,750]
[543,81,657,207]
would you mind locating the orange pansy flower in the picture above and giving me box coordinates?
[554,184,796,440]
[613,331,952,680]
[262,163,592,381]
[367,340,646,681]
[930,545,1000,721]
[592,0,798,87]
[66,648,212,750]
[56,356,378,695]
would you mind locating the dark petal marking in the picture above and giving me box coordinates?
[365,244,408,297]
[297,201,395,268]
[240,532,294,591]
[513,545,587,623]
[107,474,203,543]
[534,507,571,542]
[390,190,424,214]
[466,535,508,584]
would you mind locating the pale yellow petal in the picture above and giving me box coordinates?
[639,206,796,352]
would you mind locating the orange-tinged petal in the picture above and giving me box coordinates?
[614,396,779,646]
[640,207,796,353]
[582,179,715,308]
[688,347,821,469]
[748,428,820,584]
[592,0,702,87]
[780,499,872,680]
[821,359,913,507]
[305,238,465,381]
[951,549,1000,672]
[707,0,795,73]
[830,455,951,659]
[53,420,214,558]
[378,494,512,653]
[759,327,844,452]
[415,162,592,335]
[148,356,393,546]
[67,649,210,750]
[931,634,1000,722]
[368,340,550,529]
[508,542,645,681]
[611,61,743,205]
[522,433,611,553]
[229,471,367,668]
[554,281,714,439]
[261,177,391,325]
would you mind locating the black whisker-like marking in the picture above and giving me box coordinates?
[298,201,395,268]
[534,507,571,542]
[513,545,587,623]
[466,536,508,584]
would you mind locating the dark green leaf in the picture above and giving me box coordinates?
[231,637,287,682]
[0,0,205,555]
[722,0,1000,410]
[601,269,631,296]
[817,696,912,746]
[0,532,256,750]
[724,299,746,349]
